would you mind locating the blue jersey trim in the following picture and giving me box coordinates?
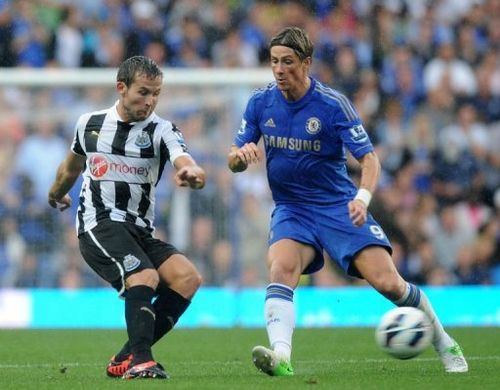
[315,83,358,121]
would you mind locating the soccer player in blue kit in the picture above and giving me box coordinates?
[228,27,468,375]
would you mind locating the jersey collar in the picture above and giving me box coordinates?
[276,77,316,110]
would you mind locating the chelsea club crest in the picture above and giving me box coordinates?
[135,131,152,148]
[305,117,321,135]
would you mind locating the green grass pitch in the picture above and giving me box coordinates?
[0,328,499,389]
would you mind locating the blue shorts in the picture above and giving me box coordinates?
[269,203,392,277]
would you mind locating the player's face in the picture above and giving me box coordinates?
[117,73,162,122]
[270,46,311,100]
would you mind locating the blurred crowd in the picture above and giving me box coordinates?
[0,0,499,289]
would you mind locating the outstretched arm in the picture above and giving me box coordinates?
[48,151,86,211]
[227,143,262,173]
[348,151,380,226]
[173,155,206,189]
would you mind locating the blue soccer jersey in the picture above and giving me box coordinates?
[234,78,374,206]
[234,78,391,276]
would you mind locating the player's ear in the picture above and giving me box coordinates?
[116,81,127,95]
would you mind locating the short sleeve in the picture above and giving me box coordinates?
[233,93,262,147]
[334,106,374,159]
[71,115,86,156]
[161,122,190,165]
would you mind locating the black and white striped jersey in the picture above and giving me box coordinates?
[71,101,190,235]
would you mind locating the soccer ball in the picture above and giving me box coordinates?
[375,307,434,360]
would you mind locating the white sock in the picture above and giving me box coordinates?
[264,283,295,361]
[394,283,452,351]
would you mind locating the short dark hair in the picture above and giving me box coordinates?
[116,56,163,87]
[269,27,314,60]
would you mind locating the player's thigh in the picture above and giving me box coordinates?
[141,234,201,298]
[353,246,406,299]
[268,239,316,287]
[157,254,201,298]
[141,233,183,269]
[79,221,154,293]
[269,205,320,280]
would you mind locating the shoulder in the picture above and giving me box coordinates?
[76,107,110,129]
[248,82,277,104]
[150,114,184,139]
[312,80,358,121]
[136,112,173,134]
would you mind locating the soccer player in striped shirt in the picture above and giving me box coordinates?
[228,27,467,376]
[49,56,206,379]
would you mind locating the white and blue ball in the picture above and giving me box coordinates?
[375,307,434,359]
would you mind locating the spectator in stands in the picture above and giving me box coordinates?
[54,5,83,67]
[124,0,162,59]
[431,135,481,206]
[407,113,436,193]
[439,102,489,160]
[166,14,210,67]
[93,24,126,67]
[0,0,14,66]
[423,40,477,97]
[471,52,500,124]
[13,119,67,205]
[211,25,259,68]
[10,0,47,67]
[144,38,169,67]
[431,204,476,273]
[332,44,360,98]
[453,243,491,285]
[374,99,410,176]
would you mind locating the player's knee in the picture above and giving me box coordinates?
[374,277,406,301]
[172,264,202,297]
[181,267,202,292]
[269,259,301,282]
[126,268,160,290]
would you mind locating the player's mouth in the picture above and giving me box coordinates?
[137,108,150,118]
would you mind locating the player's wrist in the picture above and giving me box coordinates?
[354,188,372,207]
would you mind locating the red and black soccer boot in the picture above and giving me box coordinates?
[106,354,133,378]
[122,360,169,379]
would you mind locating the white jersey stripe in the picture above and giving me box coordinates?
[87,229,126,296]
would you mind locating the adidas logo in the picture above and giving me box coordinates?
[264,118,276,127]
